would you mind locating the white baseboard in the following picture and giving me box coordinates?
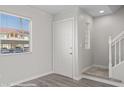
[73,75,83,80]
[92,64,108,69]
[73,65,93,81]
[81,64,108,74]
[6,70,124,87]
[9,71,53,87]
[81,74,124,87]
[81,65,93,73]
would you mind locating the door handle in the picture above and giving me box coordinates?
[70,47,72,49]
[69,52,72,55]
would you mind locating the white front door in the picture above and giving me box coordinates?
[53,18,73,78]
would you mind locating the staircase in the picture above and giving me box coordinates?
[109,31,124,82]
[81,31,124,86]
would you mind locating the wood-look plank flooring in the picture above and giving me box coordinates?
[14,74,115,87]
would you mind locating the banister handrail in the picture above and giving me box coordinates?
[112,31,124,42]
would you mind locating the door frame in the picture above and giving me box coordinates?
[52,17,76,79]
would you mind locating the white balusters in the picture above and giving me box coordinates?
[114,41,117,66]
[119,39,121,64]
[109,36,112,78]
[110,34,123,67]
[109,32,124,79]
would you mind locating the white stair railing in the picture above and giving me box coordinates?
[109,31,124,78]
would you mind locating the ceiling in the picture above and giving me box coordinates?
[32,5,122,17]
[80,5,122,17]
[32,5,75,15]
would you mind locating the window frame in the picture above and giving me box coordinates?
[0,11,32,56]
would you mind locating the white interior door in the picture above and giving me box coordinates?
[53,18,73,78]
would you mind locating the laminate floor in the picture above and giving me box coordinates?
[14,74,115,87]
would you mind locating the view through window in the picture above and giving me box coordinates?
[0,12,31,54]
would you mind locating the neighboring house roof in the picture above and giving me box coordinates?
[0,28,29,35]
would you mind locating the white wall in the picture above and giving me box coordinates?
[0,5,53,86]
[93,7,124,68]
[78,9,93,75]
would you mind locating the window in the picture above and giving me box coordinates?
[84,22,90,49]
[0,11,31,54]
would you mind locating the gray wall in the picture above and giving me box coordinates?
[93,7,124,67]
[0,5,52,86]
[53,6,79,21]
[78,9,93,75]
